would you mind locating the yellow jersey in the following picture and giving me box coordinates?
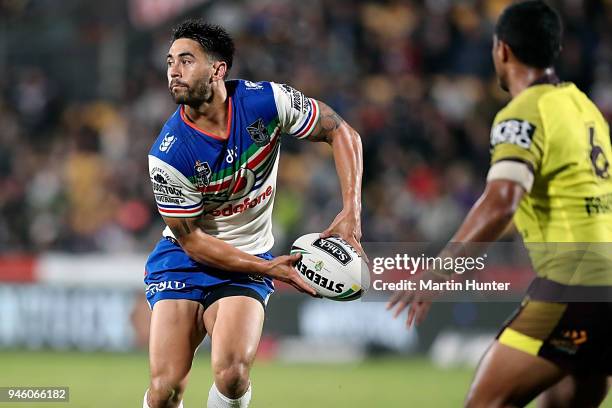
[490,82,612,285]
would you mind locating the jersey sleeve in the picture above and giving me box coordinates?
[489,104,545,174]
[487,160,535,192]
[270,82,320,139]
[148,155,204,218]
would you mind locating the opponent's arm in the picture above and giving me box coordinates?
[447,179,525,246]
[307,101,366,259]
[387,179,525,326]
[163,215,317,296]
[390,109,540,326]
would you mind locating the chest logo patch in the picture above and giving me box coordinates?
[159,133,177,153]
[246,118,270,147]
[490,119,536,150]
[194,160,212,189]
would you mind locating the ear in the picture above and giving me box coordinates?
[499,40,511,63]
[212,61,228,81]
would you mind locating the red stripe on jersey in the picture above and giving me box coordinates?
[158,205,203,214]
[199,130,280,193]
[296,99,318,138]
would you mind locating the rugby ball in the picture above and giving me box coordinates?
[290,233,369,301]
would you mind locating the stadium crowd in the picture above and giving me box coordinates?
[1,0,611,253]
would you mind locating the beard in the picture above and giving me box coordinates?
[169,77,212,107]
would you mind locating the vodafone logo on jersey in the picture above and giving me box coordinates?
[211,186,273,217]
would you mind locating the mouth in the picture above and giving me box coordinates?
[171,83,188,90]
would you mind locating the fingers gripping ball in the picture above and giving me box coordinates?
[290,233,370,300]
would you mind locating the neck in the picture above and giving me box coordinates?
[507,66,556,98]
[183,81,229,133]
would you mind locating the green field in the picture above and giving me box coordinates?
[0,351,610,407]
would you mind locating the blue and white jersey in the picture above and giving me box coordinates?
[148,80,320,254]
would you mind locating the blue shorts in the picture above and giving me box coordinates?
[144,237,275,310]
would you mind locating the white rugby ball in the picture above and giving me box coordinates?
[290,233,369,301]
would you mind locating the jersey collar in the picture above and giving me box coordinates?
[180,98,233,142]
[530,72,560,87]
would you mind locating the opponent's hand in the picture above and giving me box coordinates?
[386,269,445,328]
[386,290,432,328]
[262,254,319,297]
[321,208,369,263]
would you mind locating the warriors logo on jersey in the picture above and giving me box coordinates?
[246,118,270,147]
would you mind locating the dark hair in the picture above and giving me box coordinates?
[172,20,235,74]
[495,1,562,68]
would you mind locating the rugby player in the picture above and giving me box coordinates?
[143,20,364,408]
[388,1,611,406]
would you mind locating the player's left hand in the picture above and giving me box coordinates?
[321,208,369,263]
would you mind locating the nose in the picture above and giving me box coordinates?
[168,64,181,79]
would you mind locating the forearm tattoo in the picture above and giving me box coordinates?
[167,217,203,239]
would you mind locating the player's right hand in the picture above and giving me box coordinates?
[262,254,319,297]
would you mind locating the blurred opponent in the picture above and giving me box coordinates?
[143,20,364,408]
[388,1,611,407]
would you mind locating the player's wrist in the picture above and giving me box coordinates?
[342,199,361,213]
[250,258,271,276]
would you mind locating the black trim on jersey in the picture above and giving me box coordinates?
[492,157,535,174]
[527,277,612,302]
[165,236,179,245]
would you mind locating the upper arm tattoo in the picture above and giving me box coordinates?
[307,101,346,143]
